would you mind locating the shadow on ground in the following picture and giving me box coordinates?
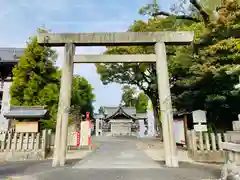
[0,159,82,178]
[156,160,221,178]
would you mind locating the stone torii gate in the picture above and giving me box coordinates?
[37,31,194,167]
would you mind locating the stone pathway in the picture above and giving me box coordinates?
[73,136,161,169]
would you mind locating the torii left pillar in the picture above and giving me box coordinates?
[52,43,75,167]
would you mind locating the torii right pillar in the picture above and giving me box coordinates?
[155,42,178,167]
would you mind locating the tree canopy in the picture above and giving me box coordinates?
[10,29,95,130]
[120,85,149,113]
[135,92,149,113]
[121,85,137,107]
[96,0,240,131]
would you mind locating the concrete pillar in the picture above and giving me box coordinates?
[59,43,75,166]
[139,120,145,138]
[155,42,178,167]
[52,43,75,167]
[95,119,99,136]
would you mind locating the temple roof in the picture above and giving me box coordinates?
[0,48,24,80]
[4,106,47,119]
[0,48,24,63]
[103,106,146,120]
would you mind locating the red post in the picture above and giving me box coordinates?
[76,132,80,146]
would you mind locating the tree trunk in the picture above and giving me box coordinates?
[150,96,163,140]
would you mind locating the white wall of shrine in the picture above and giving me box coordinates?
[110,119,132,136]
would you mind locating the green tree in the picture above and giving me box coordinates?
[71,75,95,119]
[10,29,95,130]
[96,17,187,134]
[121,85,137,107]
[159,0,240,130]
[69,75,95,128]
[96,0,240,132]
[135,92,149,113]
[121,85,148,113]
[10,29,60,129]
[98,106,106,115]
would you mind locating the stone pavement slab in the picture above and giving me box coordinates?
[73,137,161,169]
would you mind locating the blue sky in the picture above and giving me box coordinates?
[0,0,176,112]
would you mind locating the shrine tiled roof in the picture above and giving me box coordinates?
[103,106,146,120]
[0,48,24,64]
[4,106,47,119]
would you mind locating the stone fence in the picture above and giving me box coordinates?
[187,130,227,163]
[0,129,51,161]
[0,130,87,161]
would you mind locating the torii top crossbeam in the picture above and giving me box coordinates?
[37,31,194,46]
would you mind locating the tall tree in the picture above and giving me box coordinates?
[98,106,106,115]
[96,17,186,134]
[10,29,95,130]
[10,29,60,129]
[121,85,137,107]
[69,75,95,128]
[162,0,240,130]
[71,75,95,119]
[135,92,149,113]
[96,0,240,132]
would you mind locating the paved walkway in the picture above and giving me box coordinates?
[73,136,161,169]
[3,136,221,180]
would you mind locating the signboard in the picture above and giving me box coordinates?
[15,122,39,132]
[80,121,89,146]
[173,118,185,144]
[194,124,207,132]
[192,110,207,123]
[76,132,80,146]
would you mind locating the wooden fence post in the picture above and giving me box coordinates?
[199,131,204,151]
[42,129,47,150]
[25,133,30,150]
[186,130,192,150]
[0,132,6,150]
[6,131,12,150]
[35,133,40,150]
[191,130,197,151]
[204,133,210,150]
[12,133,17,150]
[211,133,217,151]
[47,129,52,149]
[18,133,24,150]
[217,133,223,150]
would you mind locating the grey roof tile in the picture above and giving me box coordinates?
[122,107,136,115]
[0,48,24,62]
[4,106,47,118]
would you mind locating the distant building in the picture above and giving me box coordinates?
[100,106,147,136]
[0,48,24,131]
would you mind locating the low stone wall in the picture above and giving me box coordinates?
[0,130,49,162]
[187,130,227,163]
[0,149,45,161]
[188,150,225,163]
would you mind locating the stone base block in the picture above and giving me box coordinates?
[0,150,45,161]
